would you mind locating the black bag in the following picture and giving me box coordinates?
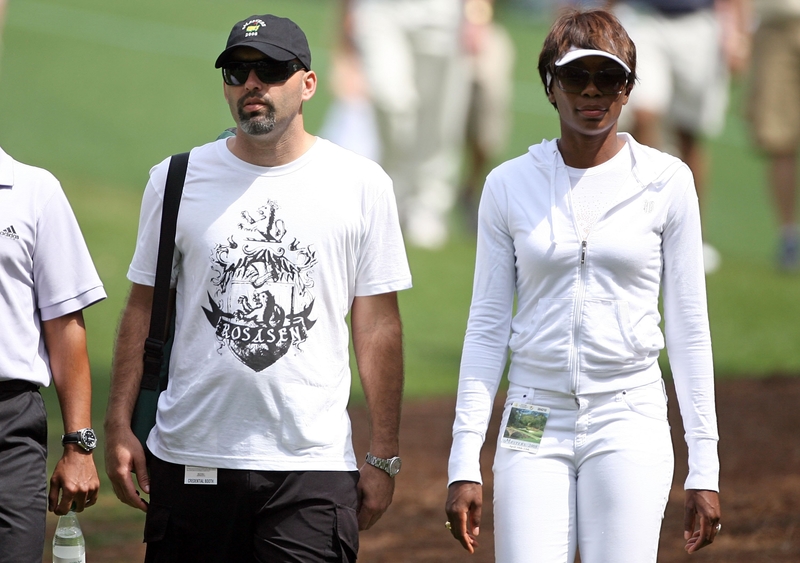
[130,152,189,450]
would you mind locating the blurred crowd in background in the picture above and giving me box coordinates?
[322,0,800,274]
[1,0,798,272]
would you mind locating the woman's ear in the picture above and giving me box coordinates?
[622,81,634,105]
[545,71,556,104]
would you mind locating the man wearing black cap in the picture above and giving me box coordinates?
[105,14,411,562]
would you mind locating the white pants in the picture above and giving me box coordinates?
[493,380,674,563]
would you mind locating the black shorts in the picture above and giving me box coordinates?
[0,381,47,563]
[144,454,359,563]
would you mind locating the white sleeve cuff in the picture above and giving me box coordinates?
[39,285,107,321]
[448,431,486,486]
[684,436,720,492]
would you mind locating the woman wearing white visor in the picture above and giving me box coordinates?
[445,8,721,562]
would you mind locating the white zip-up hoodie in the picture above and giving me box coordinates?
[448,134,719,491]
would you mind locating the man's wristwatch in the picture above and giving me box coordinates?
[61,428,98,452]
[365,452,402,477]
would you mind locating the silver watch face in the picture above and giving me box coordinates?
[387,457,402,476]
[366,453,402,477]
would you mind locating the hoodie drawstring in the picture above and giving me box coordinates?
[549,157,558,246]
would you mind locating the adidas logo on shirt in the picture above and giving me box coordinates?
[0,225,19,240]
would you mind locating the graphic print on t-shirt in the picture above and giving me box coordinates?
[202,200,317,372]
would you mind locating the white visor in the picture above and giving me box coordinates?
[555,47,631,74]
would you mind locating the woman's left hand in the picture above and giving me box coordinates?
[445,481,483,553]
[683,489,721,553]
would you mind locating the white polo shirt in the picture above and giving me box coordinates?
[0,147,106,386]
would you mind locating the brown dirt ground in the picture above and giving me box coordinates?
[45,376,800,562]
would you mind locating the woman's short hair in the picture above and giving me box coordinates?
[538,8,637,99]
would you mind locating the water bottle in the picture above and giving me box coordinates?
[52,509,86,563]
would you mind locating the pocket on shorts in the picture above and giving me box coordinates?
[334,504,359,563]
[143,503,170,543]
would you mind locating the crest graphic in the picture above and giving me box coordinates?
[242,19,267,37]
[203,200,317,372]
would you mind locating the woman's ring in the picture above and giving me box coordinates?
[715,523,722,533]
[445,521,452,530]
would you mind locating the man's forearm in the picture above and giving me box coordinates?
[104,283,154,431]
[43,311,93,433]
[351,292,404,457]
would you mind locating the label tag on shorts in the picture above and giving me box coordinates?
[500,403,550,453]
[184,466,218,485]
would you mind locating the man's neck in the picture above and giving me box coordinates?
[226,125,316,168]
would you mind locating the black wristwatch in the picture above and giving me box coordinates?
[365,452,402,477]
[61,428,98,452]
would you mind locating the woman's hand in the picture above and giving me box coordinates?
[684,489,721,553]
[445,481,483,553]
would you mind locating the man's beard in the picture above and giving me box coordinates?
[237,96,276,136]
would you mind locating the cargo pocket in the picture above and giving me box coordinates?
[143,503,170,544]
[334,504,359,563]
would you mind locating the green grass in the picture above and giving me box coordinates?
[2,0,799,552]
[1,0,796,402]
[1,0,796,405]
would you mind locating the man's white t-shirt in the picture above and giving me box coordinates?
[128,138,412,471]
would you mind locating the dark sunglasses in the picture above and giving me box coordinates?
[554,65,630,95]
[222,60,306,86]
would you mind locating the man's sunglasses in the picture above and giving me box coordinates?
[222,60,306,86]
[554,66,630,95]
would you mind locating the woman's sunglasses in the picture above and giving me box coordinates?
[222,60,306,86]
[554,66,630,95]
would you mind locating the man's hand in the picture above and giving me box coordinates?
[445,480,482,553]
[105,424,150,512]
[42,311,99,515]
[104,283,154,513]
[48,447,99,515]
[684,489,721,553]
[356,462,395,530]
[351,292,404,530]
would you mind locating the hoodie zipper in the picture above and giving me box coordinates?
[570,240,589,394]
[557,139,683,394]
[565,156,633,395]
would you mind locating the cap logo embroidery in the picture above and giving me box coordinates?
[242,19,267,37]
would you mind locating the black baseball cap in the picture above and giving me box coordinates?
[215,15,311,69]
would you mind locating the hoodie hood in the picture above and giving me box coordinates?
[525,133,686,245]
[527,133,685,192]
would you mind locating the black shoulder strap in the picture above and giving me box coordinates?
[141,152,189,390]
